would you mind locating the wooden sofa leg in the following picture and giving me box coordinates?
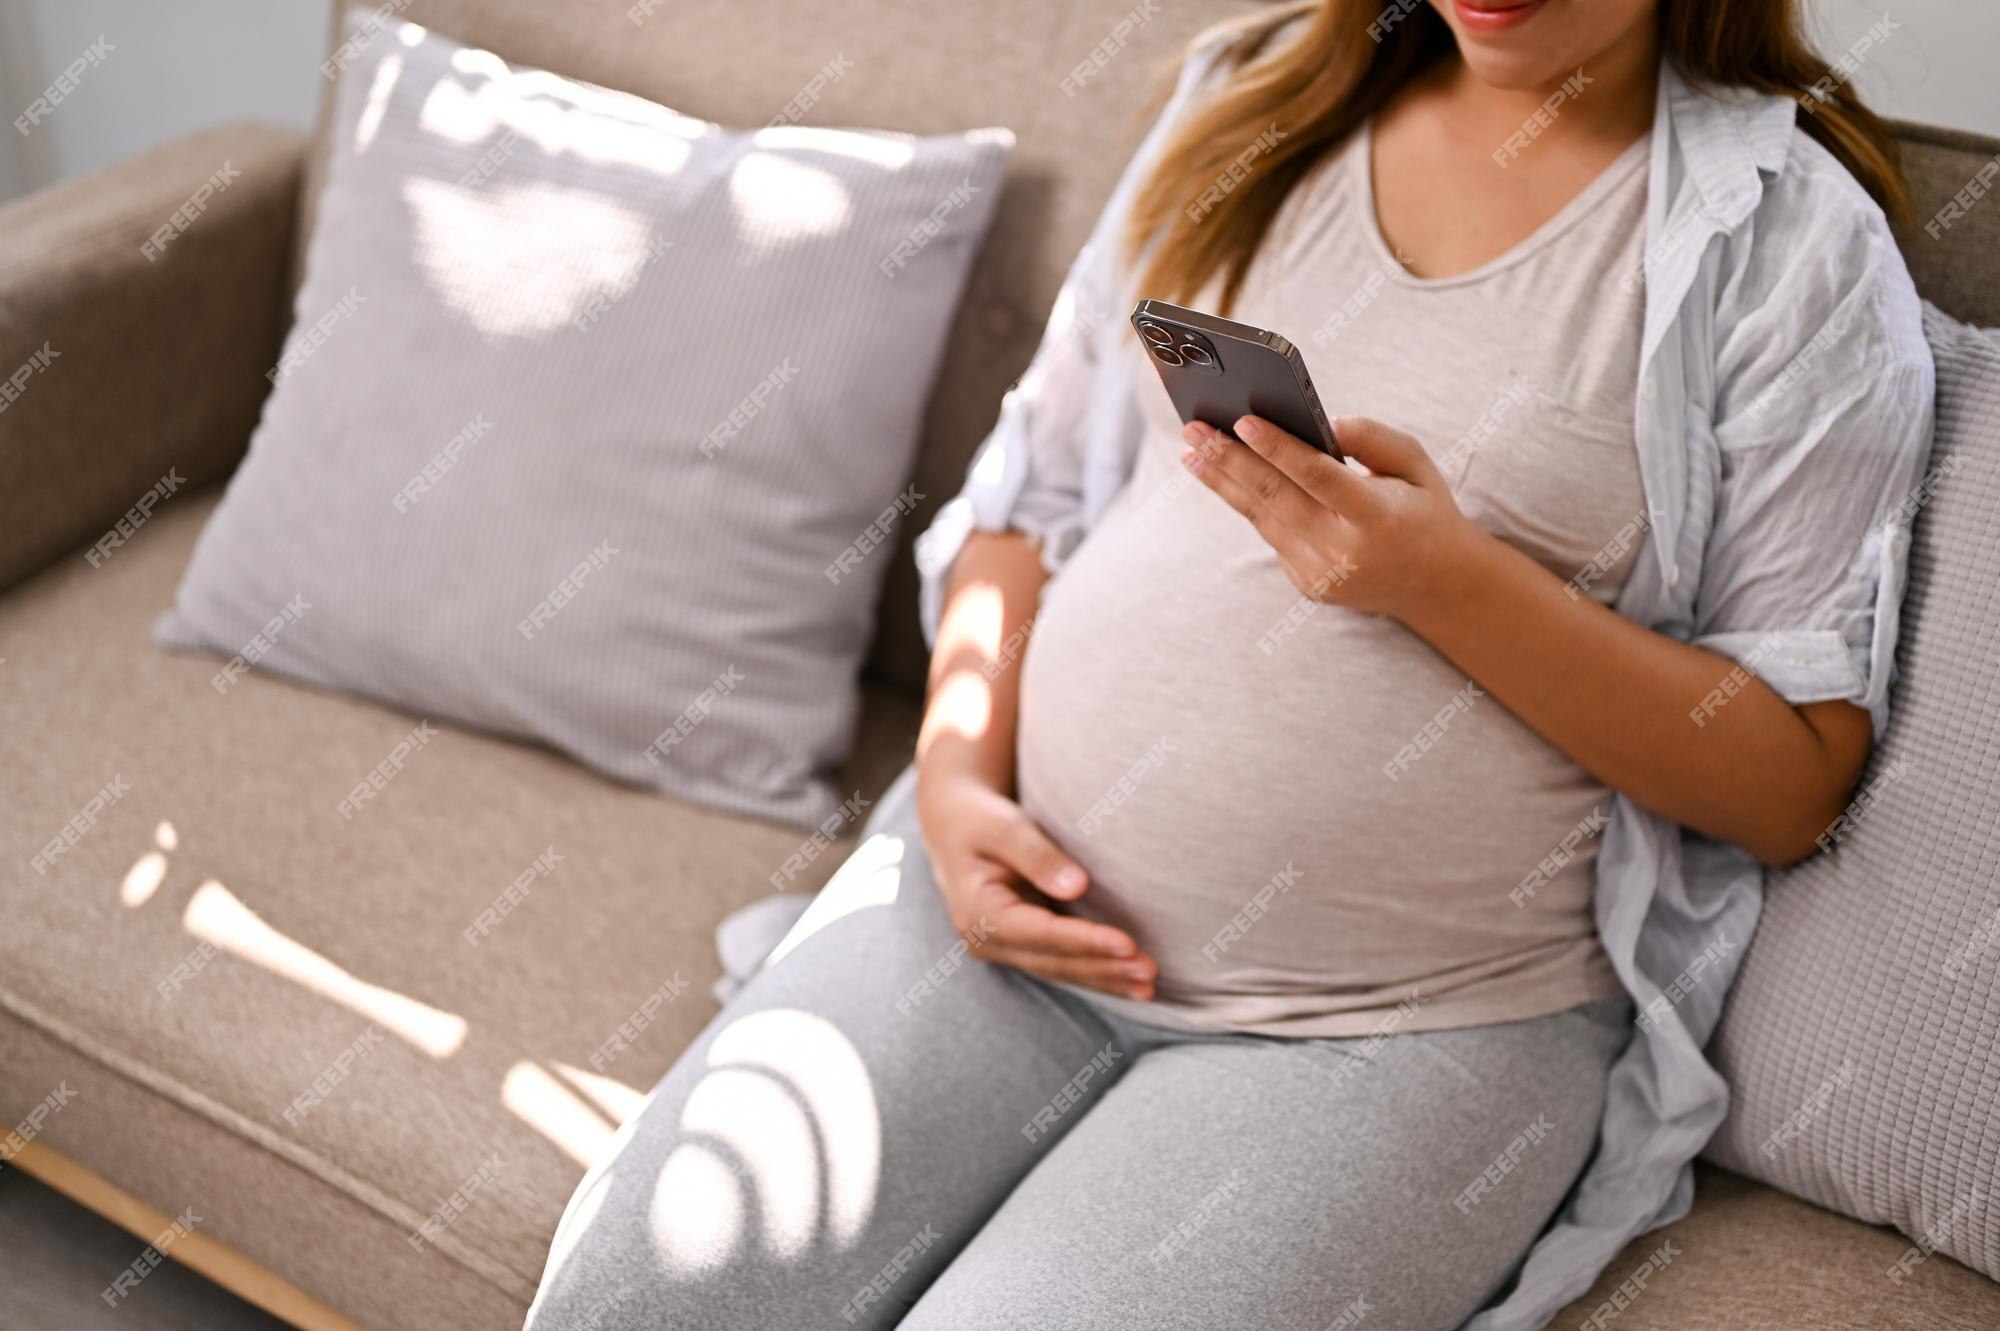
[5,1140,372,1331]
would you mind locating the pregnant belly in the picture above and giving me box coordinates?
[1013,472,1610,1015]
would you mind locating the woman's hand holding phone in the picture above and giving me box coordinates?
[1179,412,1489,623]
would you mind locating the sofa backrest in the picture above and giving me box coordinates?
[1892,122,2000,329]
[303,4,2000,696]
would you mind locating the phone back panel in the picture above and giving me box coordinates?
[1130,299,1338,456]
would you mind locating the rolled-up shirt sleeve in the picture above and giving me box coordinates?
[1690,181,1936,738]
[914,37,1233,644]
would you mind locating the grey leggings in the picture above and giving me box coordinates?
[525,781,1631,1331]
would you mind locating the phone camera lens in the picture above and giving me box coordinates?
[1181,343,1214,366]
[1139,322,1173,346]
[1152,345,1184,366]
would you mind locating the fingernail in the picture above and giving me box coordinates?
[1235,416,1262,443]
[1056,866,1086,894]
[1180,421,1205,447]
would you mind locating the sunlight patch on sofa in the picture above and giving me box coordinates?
[553,1060,648,1124]
[181,880,468,1057]
[119,822,181,908]
[119,851,167,908]
[504,1060,618,1165]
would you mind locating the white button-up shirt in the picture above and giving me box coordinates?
[914,35,1937,1330]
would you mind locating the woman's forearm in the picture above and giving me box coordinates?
[1400,526,1871,866]
[921,487,1867,865]
[917,530,1049,797]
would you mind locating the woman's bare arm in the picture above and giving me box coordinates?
[917,530,1046,796]
[1397,523,1871,866]
[1183,413,1871,867]
[916,530,1159,998]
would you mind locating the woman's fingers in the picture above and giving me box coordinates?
[974,891,1157,995]
[983,942,1158,1000]
[1183,420,1327,533]
[990,804,1090,901]
[1180,435,1331,580]
[1326,414,1444,489]
[1232,413,1370,512]
[939,792,1155,994]
[986,894,1140,959]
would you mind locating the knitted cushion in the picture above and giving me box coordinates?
[1703,301,2000,1282]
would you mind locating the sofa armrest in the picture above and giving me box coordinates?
[0,121,305,592]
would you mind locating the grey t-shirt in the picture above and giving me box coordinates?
[1016,123,1651,1037]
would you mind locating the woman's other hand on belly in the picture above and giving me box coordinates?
[916,771,1159,1001]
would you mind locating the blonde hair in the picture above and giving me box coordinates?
[1124,0,1909,316]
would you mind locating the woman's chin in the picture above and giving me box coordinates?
[1455,50,1574,93]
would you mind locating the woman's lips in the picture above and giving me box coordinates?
[1452,0,1548,34]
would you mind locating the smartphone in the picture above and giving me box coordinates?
[1131,299,1340,459]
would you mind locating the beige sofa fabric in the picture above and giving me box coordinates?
[1894,122,2000,331]
[1547,1166,1999,1330]
[0,492,918,1326]
[0,122,303,595]
[0,1015,528,1331]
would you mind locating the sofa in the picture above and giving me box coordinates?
[2,2,1997,1328]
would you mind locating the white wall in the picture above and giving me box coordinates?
[0,1,1996,204]
[1810,0,2000,137]
[0,0,328,202]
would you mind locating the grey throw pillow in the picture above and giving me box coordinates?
[1703,302,1999,1282]
[157,14,1009,827]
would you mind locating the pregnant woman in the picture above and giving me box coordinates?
[529,1,1932,1327]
